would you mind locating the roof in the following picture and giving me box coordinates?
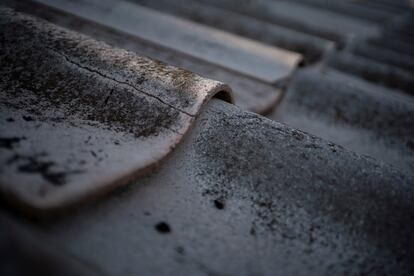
[0,0,413,275]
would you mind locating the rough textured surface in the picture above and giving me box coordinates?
[24,100,414,276]
[0,0,413,275]
[271,67,414,174]
[34,0,301,84]
[1,0,281,114]
[0,8,232,214]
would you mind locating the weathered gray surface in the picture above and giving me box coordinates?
[368,35,414,57]
[352,42,414,72]
[133,0,333,63]
[357,0,412,14]
[1,0,282,114]
[0,0,413,275]
[34,0,301,84]
[284,0,396,22]
[0,213,101,276]
[194,0,381,46]
[327,52,414,95]
[271,68,414,174]
[29,100,414,275]
[0,8,231,214]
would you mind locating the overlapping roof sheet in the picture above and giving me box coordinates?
[1,0,413,275]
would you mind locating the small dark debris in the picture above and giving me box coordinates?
[18,158,66,185]
[275,163,284,169]
[175,246,185,255]
[309,225,316,244]
[136,76,145,85]
[214,199,225,210]
[19,160,53,174]
[304,143,322,149]
[43,172,66,185]
[0,137,25,150]
[85,136,92,144]
[6,117,14,122]
[22,115,34,121]
[250,227,256,236]
[103,94,111,106]
[155,222,171,233]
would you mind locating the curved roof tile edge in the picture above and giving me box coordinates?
[0,7,233,216]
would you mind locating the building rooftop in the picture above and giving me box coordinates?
[1,0,413,275]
